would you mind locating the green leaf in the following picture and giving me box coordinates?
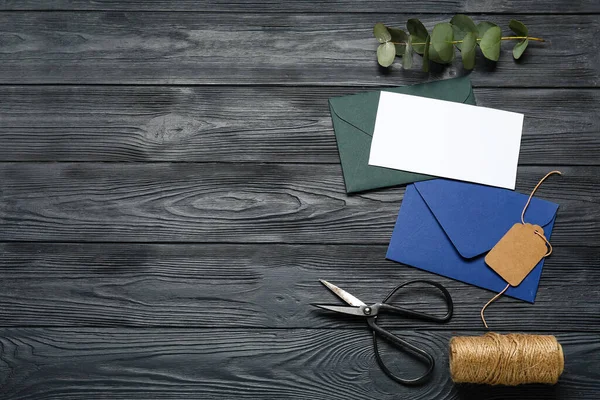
[477,21,498,40]
[389,27,407,43]
[407,18,428,55]
[403,37,413,69]
[388,27,408,55]
[513,38,529,59]
[428,42,442,63]
[461,32,477,69]
[428,37,454,64]
[451,14,477,33]
[509,19,530,60]
[450,14,477,50]
[373,23,391,43]
[422,35,430,72]
[480,25,501,61]
[377,42,396,67]
[431,22,454,62]
[509,19,528,37]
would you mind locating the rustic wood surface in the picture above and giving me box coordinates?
[0,329,598,400]
[0,2,598,399]
[0,13,597,86]
[1,0,598,13]
[0,87,598,164]
[0,243,598,331]
[1,164,598,244]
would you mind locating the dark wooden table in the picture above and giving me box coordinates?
[0,1,598,399]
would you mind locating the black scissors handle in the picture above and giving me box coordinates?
[379,280,453,322]
[369,320,435,385]
[368,280,453,385]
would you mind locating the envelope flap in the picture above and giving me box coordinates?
[329,76,474,136]
[413,179,559,259]
[329,91,380,135]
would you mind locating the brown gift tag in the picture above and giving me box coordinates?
[485,223,549,287]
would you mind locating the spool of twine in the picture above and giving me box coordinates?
[449,333,564,385]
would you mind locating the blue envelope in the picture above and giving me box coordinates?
[387,179,559,303]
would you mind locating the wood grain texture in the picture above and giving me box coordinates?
[0,328,598,400]
[1,0,598,13]
[0,243,598,330]
[0,87,598,164]
[0,13,597,86]
[0,163,597,244]
[0,1,599,398]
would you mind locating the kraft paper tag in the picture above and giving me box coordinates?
[485,223,549,287]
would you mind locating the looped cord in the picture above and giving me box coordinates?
[521,171,562,224]
[535,230,553,257]
[481,171,562,328]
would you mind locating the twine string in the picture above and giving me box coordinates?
[480,284,510,329]
[521,171,562,224]
[535,230,553,257]
[481,171,562,328]
[449,333,564,385]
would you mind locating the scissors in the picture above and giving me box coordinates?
[313,279,453,385]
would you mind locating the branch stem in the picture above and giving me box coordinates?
[392,36,545,46]
[501,36,545,42]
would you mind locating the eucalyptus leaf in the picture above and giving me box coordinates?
[461,32,477,69]
[407,18,428,55]
[509,19,528,37]
[403,37,413,69]
[428,37,454,64]
[373,23,391,43]
[431,23,454,62]
[450,14,477,50]
[513,38,529,59]
[377,42,396,67]
[410,35,427,55]
[480,25,501,61]
[389,27,408,43]
[477,21,498,39]
[389,27,408,55]
[428,42,443,63]
[422,35,430,72]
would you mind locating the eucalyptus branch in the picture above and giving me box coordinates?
[400,36,545,46]
[374,16,545,71]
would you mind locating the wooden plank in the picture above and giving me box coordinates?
[1,0,598,13]
[0,87,597,165]
[0,328,597,399]
[0,163,596,244]
[0,13,596,87]
[0,243,598,330]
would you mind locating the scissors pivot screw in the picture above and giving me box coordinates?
[363,307,372,315]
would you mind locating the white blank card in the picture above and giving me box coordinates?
[368,91,524,190]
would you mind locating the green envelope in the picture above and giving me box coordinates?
[328,76,476,194]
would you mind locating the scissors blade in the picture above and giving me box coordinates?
[312,304,366,317]
[319,279,366,307]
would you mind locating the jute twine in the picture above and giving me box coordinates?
[449,333,564,385]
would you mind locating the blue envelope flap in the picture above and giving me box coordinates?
[413,179,559,259]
